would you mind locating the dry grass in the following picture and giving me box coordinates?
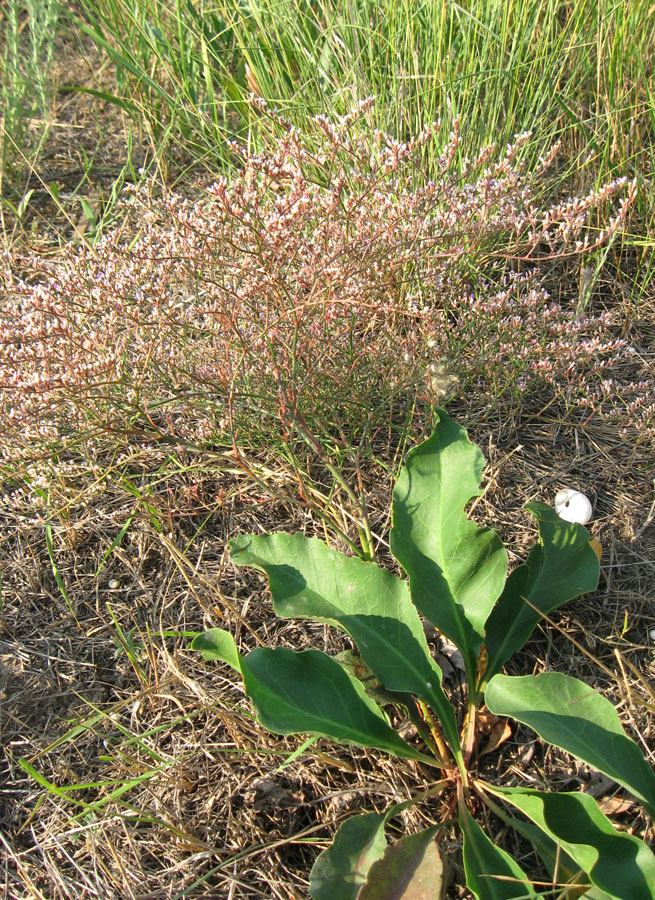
[0,457,446,898]
[2,372,655,898]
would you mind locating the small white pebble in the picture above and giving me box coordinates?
[554,488,593,525]
[107,578,121,590]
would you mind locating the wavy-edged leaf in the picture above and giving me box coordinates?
[358,826,443,900]
[482,504,599,686]
[191,627,242,672]
[485,673,655,817]
[229,531,460,755]
[390,408,508,679]
[460,805,537,899]
[485,785,655,900]
[241,647,435,763]
[310,812,388,900]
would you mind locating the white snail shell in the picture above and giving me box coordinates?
[554,488,593,525]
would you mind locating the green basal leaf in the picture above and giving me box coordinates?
[241,647,436,763]
[485,673,655,817]
[191,627,242,672]
[229,531,460,756]
[309,812,388,900]
[460,805,537,899]
[485,785,655,900]
[506,816,613,899]
[358,826,443,900]
[482,503,599,687]
[390,408,508,681]
[310,795,449,900]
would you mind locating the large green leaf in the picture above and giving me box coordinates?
[482,504,599,687]
[460,806,537,899]
[309,813,388,900]
[358,826,443,900]
[485,672,655,817]
[390,408,508,680]
[485,785,655,900]
[241,647,435,763]
[229,531,460,755]
[192,632,430,760]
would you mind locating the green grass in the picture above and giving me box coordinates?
[72,0,654,181]
[0,0,59,220]
[63,0,655,318]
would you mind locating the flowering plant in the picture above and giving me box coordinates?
[194,409,655,899]
[1,102,649,525]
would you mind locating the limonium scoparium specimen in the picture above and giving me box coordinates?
[1,99,649,517]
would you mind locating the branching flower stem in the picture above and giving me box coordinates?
[461,699,478,770]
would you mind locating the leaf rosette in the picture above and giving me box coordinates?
[193,409,655,900]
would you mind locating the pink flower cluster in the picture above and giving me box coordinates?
[0,99,649,496]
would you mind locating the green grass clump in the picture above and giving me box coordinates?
[73,0,654,183]
[0,0,59,201]
[63,0,655,316]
